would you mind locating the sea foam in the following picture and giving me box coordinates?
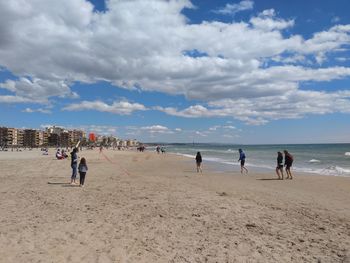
[308,159,321,163]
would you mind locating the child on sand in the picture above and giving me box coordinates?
[78,157,88,187]
[195,152,202,173]
[276,151,284,180]
[238,149,248,174]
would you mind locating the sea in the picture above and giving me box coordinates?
[156,143,350,177]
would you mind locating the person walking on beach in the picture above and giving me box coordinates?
[195,152,202,173]
[78,157,88,187]
[276,151,284,180]
[284,150,294,179]
[238,148,248,174]
[70,148,78,184]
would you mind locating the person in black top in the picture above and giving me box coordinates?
[195,152,202,173]
[284,150,294,179]
[70,148,78,184]
[276,151,284,180]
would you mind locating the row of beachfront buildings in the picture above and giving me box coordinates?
[0,125,139,148]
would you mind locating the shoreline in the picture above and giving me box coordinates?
[168,151,350,178]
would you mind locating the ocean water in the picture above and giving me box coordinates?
[160,143,350,177]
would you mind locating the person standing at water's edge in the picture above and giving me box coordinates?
[78,157,88,187]
[70,148,78,184]
[238,148,248,174]
[284,150,294,179]
[276,151,284,180]
[195,152,202,173]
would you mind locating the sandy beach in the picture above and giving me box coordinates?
[0,149,349,262]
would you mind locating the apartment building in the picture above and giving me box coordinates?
[0,127,8,146]
[69,130,85,146]
[23,129,40,148]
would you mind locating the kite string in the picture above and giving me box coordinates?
[100,150,130,176]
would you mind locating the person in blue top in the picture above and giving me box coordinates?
[238,148,248,174]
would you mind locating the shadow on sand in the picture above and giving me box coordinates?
[257,178,282,181]
[47,182,79,187]
[183,170,197,173]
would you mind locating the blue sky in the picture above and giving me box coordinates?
[0,0,350,143]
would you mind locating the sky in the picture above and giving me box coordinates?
[0,0,350,144]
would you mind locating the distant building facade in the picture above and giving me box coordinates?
[0,125,136,148]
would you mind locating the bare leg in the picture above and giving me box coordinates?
[276,167,281,179]
[285,167,290,179]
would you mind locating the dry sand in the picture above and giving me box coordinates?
[0,148,349,262]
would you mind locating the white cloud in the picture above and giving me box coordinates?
[0,78,77,104]
[209,125,220,131]
[140,125,174,134]
[155,105,216,118]
[250,9,294,31]
[22,107,51,114]
[335,57,349,62]
[63,100,147,115]
[155,89,350,125]
[0,0,350,124]
[214,0,254,15]
[223,134,239,138]
[223,125,236,130]
[0,95,33,103]
[195,131,207,137]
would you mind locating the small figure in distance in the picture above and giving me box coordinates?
[238,148,248,174]
[195,152,202,173]
[78,157,88,187]
[276,151,284,180]
[156,145,160,154]
[61,149,68,158]
[56,149,64,160]
[99,145,103,154]
[161,147,165,154]
[284,150,294,179]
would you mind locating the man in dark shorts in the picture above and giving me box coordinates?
[284,150,294,179]
[238,149,248,174]
[276,151,284,179]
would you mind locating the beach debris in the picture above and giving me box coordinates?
[245,223,257,229]
[217,191,227,196]
[192,213,201,217]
